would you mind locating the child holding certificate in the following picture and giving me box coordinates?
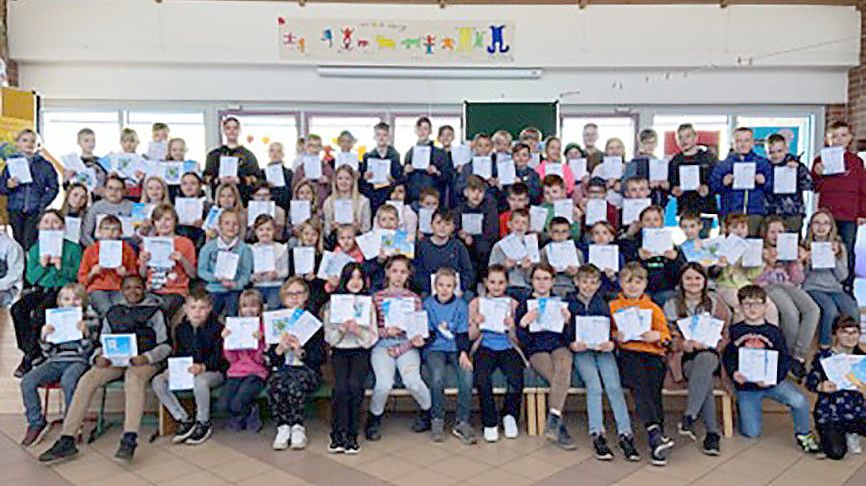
[805,315,866,460]
[498,182,531,239]
[323,264,377,454]
[542,216,583,298]
[136,176,171,238]
[620,205,684,306]
[77,214,137,315]
[288,180,323,238]
[289,221,327,314]
[326,224,364,292]
[535,136,575,195]
[609,263,673,466]
[468,265,524,443]
[489,208,536,294]
[454,133,500,205]
[203,117,261,204]
[580,221,624,300]
[359,122,402,214]
[151,290,226,445]
[323,165,372,239]
[220,290,267,434]
[456,176,499,284]
[20,284,95,447]
[402,116,452,204]
[249,181,287,242]
[264,141,293,211]
[174,172,210,252]
[39,275,169,464]
[668,124,717,238]
[266,278,325,451]
[413,208,475,297]
[568,265,637,461]
[516,264,575,450]
[292,134,334,204]
[710,127,772,235]
[60,183,90,246]
[763,134,813,233]
[198,210,253,317]
[138,204,197,320]
[663,263,731,456]
[250,215,289,310]
[208,183,247,241]
[721,285,820,452]
[388,184,418,238]
[510,143,542,205]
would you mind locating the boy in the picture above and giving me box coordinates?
[489,209,534,294]
[204,117,261,203]
[764,134,812,233]
[499,182,531,238]
[620,177,653,236]
[0,229,24,307]
[722,285,821,452]
[609,262,674,466]
[678,212,715,267]
[360,122,403,213]
[403,116,453,205]
[413,209,475,296]
[492,130,513,161]
[413,187,441,240]
[77,215,138,315]
[81,175,133,246]
[294,134,335,204]
[39,275,170,464]
[668,123,718,238]
[623,129,669,209]
[151,291,226,445]
[578,177,620,237]
[456,176,499,283]
[455,132,498,205]
[510,142,542,205]
[265,141,294,211]
[63,128,107,198]
[423,268,476,444]
[518,127,543,169]
[540,175,581,239]
[152,122,170,143]
[710,127,772,236]
[568,265,637,461]
[542,216,582,298]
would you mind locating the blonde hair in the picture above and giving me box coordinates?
[141,176,171,205]
[280,277,309,304]
[805,209,841,249]
[166,138,187,161]
[238,289,264,315]
[294,220,323,252]
[620,262,648,283]
[120,128,140,145]
[214,183,244,213]
[605,137,625,155]
[492,130,513,145]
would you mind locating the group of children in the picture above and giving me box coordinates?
[1,116,865,468]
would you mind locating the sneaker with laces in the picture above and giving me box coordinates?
[648,425,674,466]
[290,424,307,449]
[796,432,821,454]
[847,433,862,454]
[702,432,721,456]
[412,409,431,433]
[592,433,614,461]
[678,415,697,442]
[431,418,445,442]
[789,359,807,382]
[21,422,48,447]
[344,436,360,454]
[272,424,292,450]
[185,422,213,445]
[484,426,499,443]
[502,415,519,439]
[452,421,478,445]
[619,434,640,462]
[327,433,345,454]
[113,432,137,463]
[172,419,196,444]
[38,435,78,464]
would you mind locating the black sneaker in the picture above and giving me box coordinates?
[344,436,360,454]
[556,423,577,450]
[411,409,431,433]
[648,425,674,466]
[172,419,196,444]
[592,433,614,461]
[327,433,345,454]
[452,420,478,445]
[619,434,640,462]
[38,435,79,464]
[702,432,721,456]
[365,412,382,441]
[185,422,213,445]
[789,360,807,382]
[13,357,31,379]
[113,432,137,463]
[678,415,697,442]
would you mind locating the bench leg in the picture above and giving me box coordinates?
[536,392,547,436]
[525,391,537,436]
[721,393,734,438]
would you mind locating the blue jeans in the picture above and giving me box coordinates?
[649,289,676,308]
[257,286,282,310]
[212,291,241,317]
[573,351,633,436]
[807,289,860,347]
[425,350,473,422]
[20,360,89,428]
[736,380,811,438]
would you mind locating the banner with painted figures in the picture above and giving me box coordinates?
[277,17,515,64]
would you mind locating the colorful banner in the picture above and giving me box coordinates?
[752,126,800,158]
[278,18,515,64]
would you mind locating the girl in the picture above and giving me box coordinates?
[757,216,819,379]
[209,183,246,240]
[803,210,860,349]
[323,166,372,237]
[323,263,378,453]
[327,224,365,292]
[197,210,253,317]
[249,181,286,242]
[138,204,197,320]
[174,172,210,252]
[580,221,624,299]
[469,264,524,442]
[621,206,684,306]
[516,264,575,449]
[663,263,731,456]
[388,184,417,239]
[290,221,327,314]
[366,256,431,441]
[137,176,171,237]
[60,183,90,247]
[292,134,335,204]
[165,137,193,201]
[536,136,575,195]
[590,137,627,208]
[267,278,325,451]
[288,179,323,238]
[114,128,144,200]
[251,215,290,310]
[220,290,268,433]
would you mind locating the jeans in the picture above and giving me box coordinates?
[369,344,431,416]
[256,286,282,310]
[618,350,666,431]
[474,347,524,428]
[529,347,573,414]
[816,418,866,460]
[11,287,59,360]
[331,348,370,439]
[219,375,265,419]
[212,291,241,317]
[736,380,811,438]
[89,290,122,316]
[20,360,89,428]
[837,221,857,289]
[425,350,473,422]
[649,289,676,308]
[682,351,720,434]
[151,370,224,423]
[807,289,860,347]
[10,211,41,252]
[573,351,632,436]
[765,285,819,361]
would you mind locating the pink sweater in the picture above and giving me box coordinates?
[224,321,268,380]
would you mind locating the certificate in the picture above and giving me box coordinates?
[61,153,87,172]
[419,207,434,234]
[528,298,566,334]
[45,307,83,344]
[381,230,414,259]
[450,145,472,169]
[265,164,286,187]
[622,198,651,226]
[614,307,652,342]
[175,197,204,225]
[530,152,541,169]
[716,234,748,264]
[811,241,836,269]
[588,244,619,272]
[601,156,623,180]
[290,311,323,345]
[329,294,373,327]
[742,239,765,267]
[144,237,174,268]
[412,145,431,170]
[335,152,359,172]
[101,333,137,367]
[773,166,797,194]
[262,308,304,344]
[546,162,564,178]
[147,141,167,161]
[218,156,239,178]
[39,230,64,258]
[529,205,548,233]
[292,246,315,275]
[472,156,493,179]
[649,158,668,182]
[252,245,276,273]
[820,146,845,175]
[575,316,611,349]
[214,251,240,280]
[479,298,510,333]
[316,251,355,279]
[224,317,260,350]
[73,167,98,191]
[738,348,779,385]
[248,201,276,226]
[462,213,484,236]
[333,199,354,225]
[142,160,165,181]
[821,354,866,390]
[677,313,724,348]
[585,199,607,226]
[499,234,529,261]
[776,233,799,261]
[162,162,184,185]
[679,165,701,191]
[6,157,32,183]
[524,234,541,263]
[547,240,579,272]
[382,297,416,329]
[642,228,673,255]
[113,153,143,181]
[302,155,322,179]
[368,158,391,185]
[203,206,222,232]
[119,217,135,238]
[568,158,587,180]
[733,162,756,190]
[289,200,311,225]
[399,311,430,339]
[64,216,82,243]
[553,199,573,223]
[496,158,516,185]
[355,231,382,260]
[168,357,194,391]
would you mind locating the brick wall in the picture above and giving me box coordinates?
[0,0,17,87]
[828,3,866,144]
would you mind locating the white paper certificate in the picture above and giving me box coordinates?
[316,251,355,279]
[776,233,799,261]
[472,156,493,179]
[45,307,83,344]
[499,234,529,261]
[335,152,359,172]
[649,158,668,182]
[530,206,548,233]
[144,237,174,268]
[568,158,588,180]
[175,197,204,226]
[355,231,382,260]
[399,311,430,339]
[733,162,756,190]
[614,307,652,342]
[642,228,673,255]
[676,313,724,348]
[302,155,323,179]
[821,146,845,175]
[101,333,137,367]
[602,156,623,180]
[290,200,311,225]
[39,230,64,258]
[547,240,579,272]
[575,316,611,349]
[224,317,260,350]
[98,239,123,269]
[588,244,620,272]
[6,157,32,183]
[292,246,315,275]
[528,298,566,333]
[450,145,472,168]
[462,213,483,236]
[738,348,779,385]
[383,297,417,329]
[334,199,354,224]
[248,201,276,226]
[742,239,765,267]
[811,241,836,269]
[368,158,390,185]
[679,165,701,192]
[585,199,607,226]
[497,158,516,185]
[479,298,510,334]
[65,217,82,243]
[553,199,573,223]
[214,251,240,280]
[329,294,373,327]
[622,198,651,226]
[252,246,276,273]
[412,145,431,170]
[265,164,286,187]
[419,207,434,234]
[218,156,239,178]
[773,166,797,194]
[168,357,195,391]
[546,162,564,178]
[717,235,748,264]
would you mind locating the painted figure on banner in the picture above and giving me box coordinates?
[487,25,510,54]
[424,35,436,55]
[377,36,396,49]
[322,28,334,47]
[341,27,354,50]
[442,37,455,50]
[457,27,473,52]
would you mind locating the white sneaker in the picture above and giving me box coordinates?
[272,425,291,450]
[503,415,519,439]
[290,424,307,450]
[847,433,862,454]
[484,426,499,443]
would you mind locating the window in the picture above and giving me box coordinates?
[307,116,383,158]
[652,115,729,160]
[561,117,636,159]
[393,115,462,157]
[224,114,299,168]
[41,110,121,158]
[126,111,206,162]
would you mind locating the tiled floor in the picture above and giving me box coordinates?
[3,311,866,484]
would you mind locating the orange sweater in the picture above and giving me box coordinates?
[609,293,670,356]
[77,240,138,292]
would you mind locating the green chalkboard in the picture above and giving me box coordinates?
[463,101,559,141]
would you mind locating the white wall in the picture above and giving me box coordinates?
[8,1,860,105]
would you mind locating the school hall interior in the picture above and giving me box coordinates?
[2,0,866,485]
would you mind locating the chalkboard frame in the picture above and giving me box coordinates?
[462,100,560,142]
